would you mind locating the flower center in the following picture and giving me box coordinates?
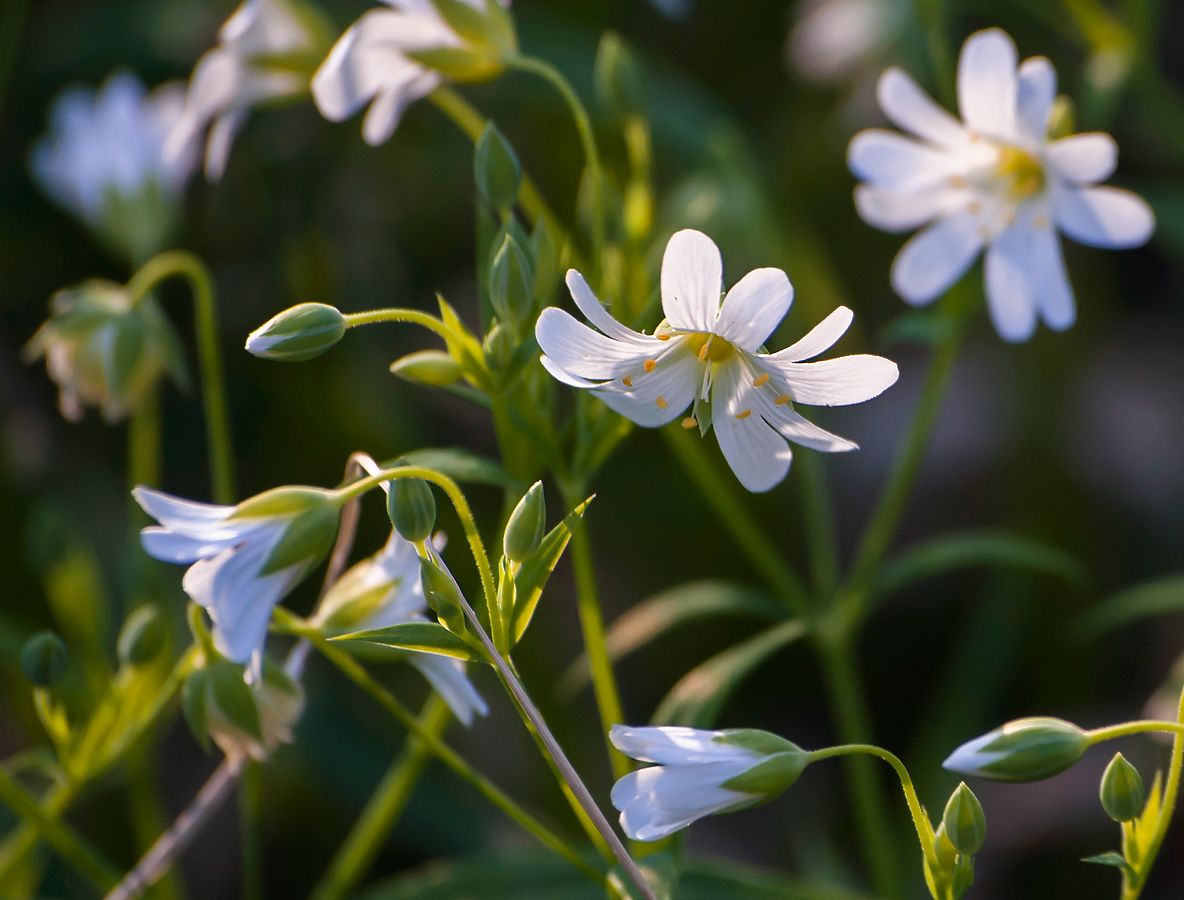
[685,332,735,363]
[994,146,1045,200]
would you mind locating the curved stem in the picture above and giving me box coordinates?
[127,250,234,504]
[342,308,454,342]
[1087,720,1184,742]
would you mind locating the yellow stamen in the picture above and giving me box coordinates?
[643,359,656,373]
[622,376,633,388]
[753,373,770,387]
[735,409,752,420]
[686,332,735,363]
[656,396,668,409]
[697,343,709,361]
[657,333,671,341]
[995,146,1045,199]
[774,394,790,406]
[681,417,697,429]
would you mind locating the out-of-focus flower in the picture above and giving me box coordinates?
[788,0,898,84]
[849,28,1155,341]
[24,281,186,423]
[609,725,809,841]
[535,229,898,492]
[30,71,194,261]
[645,0,691,20]
[315,531,487,725]
[134,485,340,664]
[312,0,515,146]
[189,656,304,761]
[168,0,328,180]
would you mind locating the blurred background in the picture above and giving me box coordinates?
[1,0,1183,897]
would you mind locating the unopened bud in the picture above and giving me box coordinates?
[388,470,436,544]
[21,632,67,688]
[943,717,1089,782]
[1100,753,1145,822]
[594,32,644,120]
[488,233,534,328]
[474,123,521,210]
[118,605,166,667]
[942,783,986,855]
[245,302,345,362]
[419,552,468,636]
[503,481,545,562]
[389,350,462,386]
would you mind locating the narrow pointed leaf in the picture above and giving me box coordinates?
[331,621,479,662]
[1075,576,1184,637]
[1081,852,1135,878]
[511,497,593,644]
[383,448,523,492]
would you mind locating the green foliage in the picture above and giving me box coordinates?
[474,123,522,211]
[331,621,480,663]
[1075,575,1184,636]
[510,497,592,644]
[20,632,67,688]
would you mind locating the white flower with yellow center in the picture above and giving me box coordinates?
[535,229,899,493]
[849,28,1155,342]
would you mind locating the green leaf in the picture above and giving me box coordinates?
[331,621,479,662]
[510,497,593,644]
[1081,852,1135,878]
[873,530,1088,606]
[653,620,807,728]
[1075,576,1184,637]
[558,580,785,696]
[1131,771,1164,855]
[389,447,523,492]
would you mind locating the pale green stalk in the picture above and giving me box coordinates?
[342,308,455,340]
[1124,687,1184,898]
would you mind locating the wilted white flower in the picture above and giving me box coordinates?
[168,0,327,179]
[315,531,488,726]
[312,0,515,146]
[535,229,898,492]
[610,725,808,841]
[202,658,305,761]
[849,28,1155,341]
[31,71,193,260]
[788,0,897,84]
[135,485,340,664]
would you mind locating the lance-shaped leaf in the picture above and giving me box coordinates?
[1081,852,1135,879]
[511,497,593,645]
[559,580,785,696]
[1075,576,1184,637]
[653,620,807,729]
[436,294,490,387]
[383,447,523,493]
[330,621,479,663]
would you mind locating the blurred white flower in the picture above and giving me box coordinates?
[135,485,340,664]
[168,0,326,180]
[535,229,898,492]
[788,0,897,84]
[645,0,691,20]
[849,28,1155,341]
[610,725,807,841]
[312,0,514,146]
[315,530,488,726]
[30,71,193,260]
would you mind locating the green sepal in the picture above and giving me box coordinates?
[496,556,516,637]
[1100,752,1145,822]
[331,621,479,662]
[510,496,592,644]
[246,302,346,362]
[181,669,211,753]
[405,47,503,83]
[714,729,801,757]
[206,660,263,744]
[251,494,340,576]
[942,782,987,855]
[488,232,534,329]
[503,481,545,563]
[474,122,521,211]
[430,0,515,55]
[420,554,469,637]
[720,749,808,796]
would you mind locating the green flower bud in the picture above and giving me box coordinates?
[1100,753,1145,822]
[21,631,67,688]
[117,605,166,667]
[594,32,644,120]
[245,302,345,362]
[483,321,515,370]
[389,349,463,387]
[474,123,521,211]
[387,471,437,544]
[944,717,1090,782]
[488,233,534,328]
[419,553,468,636]
[503,481,545,562]
[942,782,987,855]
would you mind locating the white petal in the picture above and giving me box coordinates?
[765,355,899,407]
[757,397,858,453]
[772,307,853,362]
[133,487,235,530]
[539,354,603,389]
[1052,185,1155,248]
[876,67,966,148]
[609,725,759,765]
[204,110,246,180]
[710,361,793,493]
[410,656,488,727]
[660,229,723,332]
[535,308,658,382]
[565,269,648,343]
[1016,56,1056,144]
[595,347,701,428]
[957,28,1019,140]
[613,764,752,841]
[361,72,437,145]
[890,212,984,304]
[854,184,965,233]
[848,130,965,191]
[984,213,1075,339]
[141,527,241,564]
[714,268,793,352]
[1046,133,1118,185]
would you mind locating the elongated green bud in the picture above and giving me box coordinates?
[21,632,67,687]
[503,481,545,562]
[420,554,468,636]
[389,350,463,387]
[488,233,533,328]
[942,782,986,855]
[118,605,166,667]
[943,717,1090,782]
[474,123,521,211]
[595,32,644,120]
[1100,753,1145,822]
[245,303,345,362]
[387,470,436,544]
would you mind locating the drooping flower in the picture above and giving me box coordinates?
[30,71,194,261]
[849,28,1155,341]
[535,229,898,492]
[315,531,488,726]
[610,725,809,841]
[311,0,515,147]
[24,280,186,422]
[134,485,341,664]
[167,0,328,180]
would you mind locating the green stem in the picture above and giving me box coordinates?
[0,770,119,891]
[797,452,839,600]
[506,55,606,263]
[127,250,234,504]
[342,308,455,341]
[1139,685,1184,891]
[239,763,263,900]
[1087,720,1184,742]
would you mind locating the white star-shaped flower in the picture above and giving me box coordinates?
[535,229,898,493]
[849,27,1155,341]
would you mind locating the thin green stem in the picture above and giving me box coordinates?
[797,452,839,600]
[312,696,453,899]
[127,250,234,504]
[238,764,263,900]
[0,769,120,891]
[1139,686,1184,893]
[342,308,454,341]
[1087,720,1184,742]
[506,55,606,263]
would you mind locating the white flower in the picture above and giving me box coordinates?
[535,229,898,493]
[311,0,512,146]
[167,0,324,180]
[788,0,896,84]
[134,485,340,664]
[30,71,193,256]
[609,725,807,841]
[849,28,1155,342]
[315,531,488,726]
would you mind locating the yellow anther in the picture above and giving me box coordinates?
[622,376,633,388]
[643,359,656,373]
[995,145,1045,199]
[681,417,697,429]
[753,373,770,387]
[687,332,734,363]
[697,343,709,361]
[774,394,790,406]
[657,333,671,341]
[949,175,968,188]
[966,201,981,214]
[656,396,668,409]
[735,409,752,420]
